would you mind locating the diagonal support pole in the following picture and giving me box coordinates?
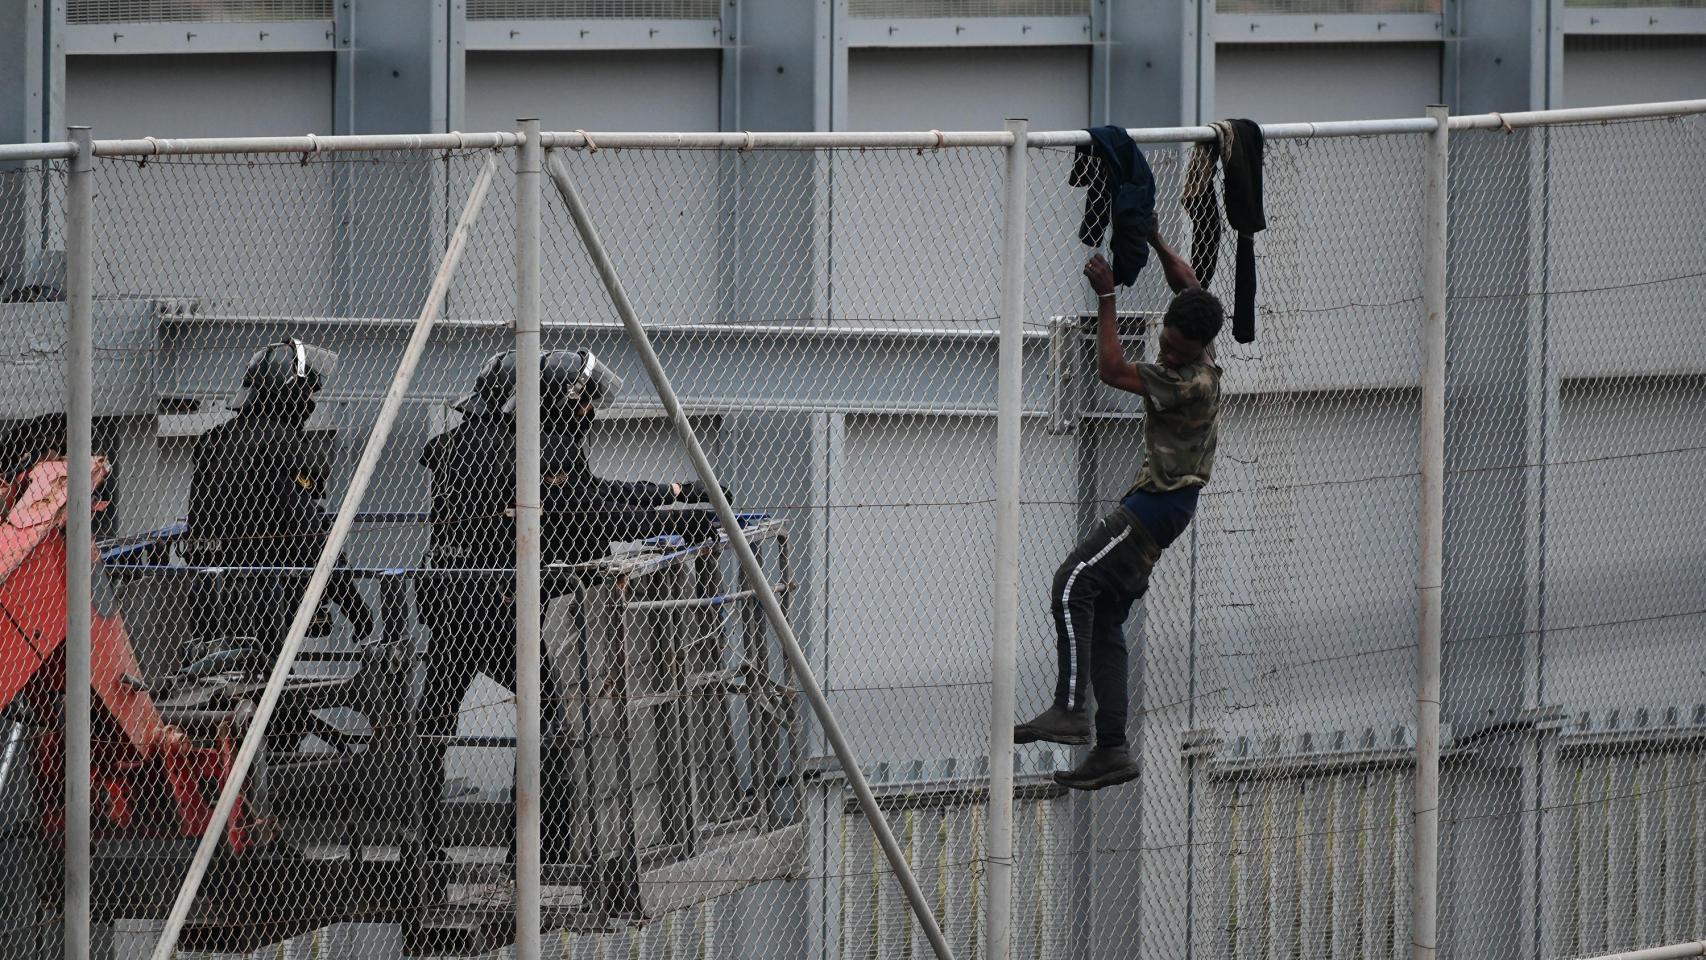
[150,150,503,960]
[543,151,957,960]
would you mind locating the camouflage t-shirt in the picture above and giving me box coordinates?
[1131,341,1221,492]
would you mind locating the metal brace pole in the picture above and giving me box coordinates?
[514,118,544,960]
[543,151,957,960]
[1578,942,1706,960]
[149,150,503,960]
[64,123,94,960]
[986,116,1028,960]
[1411,103,1449,960]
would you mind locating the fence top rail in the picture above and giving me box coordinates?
[87,131,524,158]
[0,141,77,161]
[1449,98,1706,131]
[1,97,1700,159]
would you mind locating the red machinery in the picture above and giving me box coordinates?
[0,457,262,852]
[2,453,803,956]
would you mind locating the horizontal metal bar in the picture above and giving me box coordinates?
[1576,942,1706,960]
[466,17,722,50]
[424,735,521,748]
[835,776,1066,812]
[541,129,1016,150]
[0,141,77,161]
[92,132,523,157]
[1451,98,1706,131]
[1214,12,1443,43]
[101,563,502,579]
[152,313,1060,419]
[841,15,1090,47]
[168,313,1049,342]
[1030,115,1440,146]
[65,19,334,55]
[1555,724,1706,758]
[1,98,1689,161]
[624,588,757,611]
[1564,7,1706,35]
[1206,746,1423,781]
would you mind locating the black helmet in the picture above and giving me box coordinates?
[527,349,624,416]
[229,338,336,419]
[454,350,516,417]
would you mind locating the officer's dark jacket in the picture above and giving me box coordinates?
[186,410,372,639]
[420,414,515,568]
[187,412,329,565]
[541,424,676,566]
[419,417,677,570]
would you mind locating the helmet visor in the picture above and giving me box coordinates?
[230,338,337,410]
[578,351,624,409]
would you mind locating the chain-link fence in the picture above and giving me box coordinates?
[1,101,1702,960]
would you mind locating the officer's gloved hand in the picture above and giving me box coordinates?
[342,600,376,643]
[676,480,732,506]
[307,602,334,639]
[666,507,720,546]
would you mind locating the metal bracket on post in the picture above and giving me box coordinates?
[64,122,94,960]
[1046,315,1081,434]
[542,149,958,960]
[1411,103,1449,960]
[1047,311,1151,434]
[148,150,503,960]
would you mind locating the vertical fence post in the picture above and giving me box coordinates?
[64,123,94,960]
[514,118,544,960]
[988,116,1029,960]
[1412,103,1449,960]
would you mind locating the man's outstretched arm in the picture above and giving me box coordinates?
[1085,255,1148,396]
[1150,226,1202,294]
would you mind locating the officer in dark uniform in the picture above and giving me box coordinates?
[181,338,373,678]
[411,348,724,861]
[535,349,725,565]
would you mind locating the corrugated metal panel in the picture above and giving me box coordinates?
[1548,730,1706,958]
[68,0,330,23]
[466,0,718,18]
[1211,764,1414,959]
[1217,0,1438,11]
[849,0,1087,16]
[839,783,1072,960]
[1564,0,1705,6]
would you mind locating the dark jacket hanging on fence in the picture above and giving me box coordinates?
[1182,119,1266,343]
[1220,120,1266,342]
[1070,125,1156,287]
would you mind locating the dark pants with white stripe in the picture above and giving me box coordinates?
[1050,490,1195,748]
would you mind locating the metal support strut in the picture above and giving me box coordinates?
[543,150,958,960]
[149,150,503,960]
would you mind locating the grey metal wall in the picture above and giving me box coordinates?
[65,53,334,138]
[463,51,722,131]
[1216,42,1442,121]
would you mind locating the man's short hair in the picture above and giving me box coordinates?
[1163,288,1225,345]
